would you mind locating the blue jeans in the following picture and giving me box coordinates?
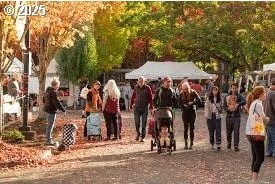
[266,124,275,156]
[134,108,148,139]
[45,112,56,143]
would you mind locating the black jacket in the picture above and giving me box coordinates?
[179,89,201,112]
[153,87,177,108]
[43,87,65,114]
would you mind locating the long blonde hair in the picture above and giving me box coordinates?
[103,79,120,99]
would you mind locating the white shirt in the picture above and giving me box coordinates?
[245,99,266,136]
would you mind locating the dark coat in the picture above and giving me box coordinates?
[43,87,65,114]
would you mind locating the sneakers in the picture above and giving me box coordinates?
[140,138,144,142]
[234,147,240,152]
[135,136,139,141]
[210,144,215,150]
[217,145,221,151]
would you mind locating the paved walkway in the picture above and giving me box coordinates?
[0,109,274,184]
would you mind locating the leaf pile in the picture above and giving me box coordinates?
[0,140,49,170]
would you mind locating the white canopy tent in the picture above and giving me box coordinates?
[125,61,214,80]
[7,57,24,74]
[263,63,275,72]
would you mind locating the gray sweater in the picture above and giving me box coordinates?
[264,88,275,124]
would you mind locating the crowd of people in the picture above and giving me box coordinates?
[0,73,23,122]
[42,75,275,183]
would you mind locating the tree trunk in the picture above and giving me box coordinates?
[37,70,46,119]
[72,83,77,110]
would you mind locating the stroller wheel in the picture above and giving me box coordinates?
[150,140,154,151]
[168,148,172,155]
[173,140,176,151]
[157,147,161,154]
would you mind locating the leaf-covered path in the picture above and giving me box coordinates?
[1,110,275,184]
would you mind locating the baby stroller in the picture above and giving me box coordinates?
[150,107,176,154]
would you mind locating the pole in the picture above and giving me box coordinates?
[0,83,3,136]
[19,17,30,132]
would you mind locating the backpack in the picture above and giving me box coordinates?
[80,84,89,99]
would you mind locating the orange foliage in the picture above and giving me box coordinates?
[29,2,104,55]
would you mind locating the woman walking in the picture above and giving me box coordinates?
[246,86,269,183]
[204,86,223,150]
[84,80,102,139]
[102,79,121,140]
[179,82,201,149]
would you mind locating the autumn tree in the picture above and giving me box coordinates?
[93,2,129,72]
[0,1,26,74]
[28,2,104,117]
[175,2,275,73]
[57,2,129,85]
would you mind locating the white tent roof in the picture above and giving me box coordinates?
[263,63,275,72]
[125,61,213,80]
[7,57,23,73]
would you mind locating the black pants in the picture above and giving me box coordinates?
[226,115,240,147]
[250,140,265,173]
[207,117,221,145]
[182,110,196,141]
[84,111,90,137]
[104,112,118,139]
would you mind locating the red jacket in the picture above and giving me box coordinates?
[130,85,153,110]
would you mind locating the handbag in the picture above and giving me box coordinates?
[148,114,155,135]
[80,84,89,99]
[247,103,265,141]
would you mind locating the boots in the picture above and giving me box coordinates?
[184,140,188,149]
[189,140,193,150]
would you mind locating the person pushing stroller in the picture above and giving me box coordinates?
[153,76,177,111]
[153,76,177,152]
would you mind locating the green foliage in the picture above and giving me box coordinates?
[56,31,98,83]
[57,2,129,83]
[2,130,25,143]
[121,2,274,73]
[94,2,129,71]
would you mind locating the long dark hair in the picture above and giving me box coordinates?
[208,86,221,103]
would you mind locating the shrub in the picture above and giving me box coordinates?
[2,130,25,143]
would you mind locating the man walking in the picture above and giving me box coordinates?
[130,76,153,142]
[224,83,246,152]
[43,79,66,145]
[265,78,275,157]
[153,76,177,109]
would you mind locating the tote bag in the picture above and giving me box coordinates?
[247,103,265,141]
